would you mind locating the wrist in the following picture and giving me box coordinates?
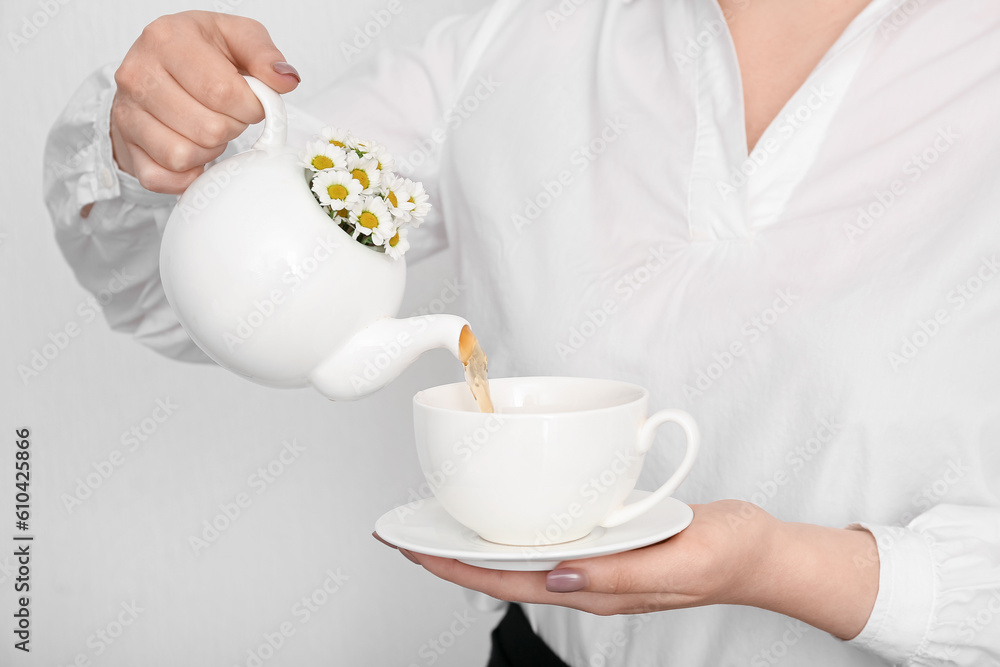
[720,502,785,607]
[747,517,879,640]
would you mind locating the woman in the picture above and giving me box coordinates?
[44,1,1000,664]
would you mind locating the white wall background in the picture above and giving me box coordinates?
[0,1,500,666]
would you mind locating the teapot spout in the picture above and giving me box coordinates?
[309,315,472,400]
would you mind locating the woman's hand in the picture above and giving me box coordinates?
[377,500,880,640]
[111,11,301,194]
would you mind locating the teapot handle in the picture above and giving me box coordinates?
[243,76,288,152]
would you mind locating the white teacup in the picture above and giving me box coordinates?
[413,377,699,546]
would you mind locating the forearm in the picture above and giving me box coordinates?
[738,517,879,640]
[44,62,209,362]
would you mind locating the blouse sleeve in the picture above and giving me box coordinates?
[848,504,1000,666]
[42,5,507,362]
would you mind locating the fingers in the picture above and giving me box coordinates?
[383,505,741,616]
[547,545,680,597]
[110,11,300,192]
[544,506,718,598]
[545,503,746,601]
[413,553,565,603]
[128,145,204,195]
[414,542,679,599]
[115,128,205,195]
[416,553,548,598]
[407,553,616,612]
[371,531,397,549]
[214,13,300,93]
[117,102,228,171]
[139,69,248,148]
[159,27,265,124]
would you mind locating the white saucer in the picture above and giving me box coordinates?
[375,490,693,571]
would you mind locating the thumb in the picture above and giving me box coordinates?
[546,544,674,595]
[215,14,300,94]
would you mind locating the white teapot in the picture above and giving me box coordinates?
[159,77,473,400]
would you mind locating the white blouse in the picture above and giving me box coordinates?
[43,0,1000,665]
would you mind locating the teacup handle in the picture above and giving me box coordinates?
[599,409,700,528]
[242,76,287,152]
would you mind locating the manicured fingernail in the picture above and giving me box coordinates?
[372,531,397,549]
[398,548,420,565]
[272,61,301,82]
[546,568,588,593]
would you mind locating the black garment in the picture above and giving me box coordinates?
[487,603,572,667]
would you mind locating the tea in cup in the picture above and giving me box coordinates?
[412,377,699,546]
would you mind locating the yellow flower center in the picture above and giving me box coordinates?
[330,139,346,148]
[388,191,398,207]
[389,232,400,247]
[359,211,379,229]
[351,169,370,189]
[336,208,348,217]
[327,184,349,200]
[311,155,334,170]
[409,196,416,205]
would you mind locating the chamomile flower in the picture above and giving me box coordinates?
[349,196,394,243]
[301,140,347,172]
[383,226,410,260]
[346,153,382,194]
[355,140,395,172]
[382,174,417,222]
[404,179,431,227]
[319,126,357,150]
[311,170,363,208]
[302,128,419,258]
